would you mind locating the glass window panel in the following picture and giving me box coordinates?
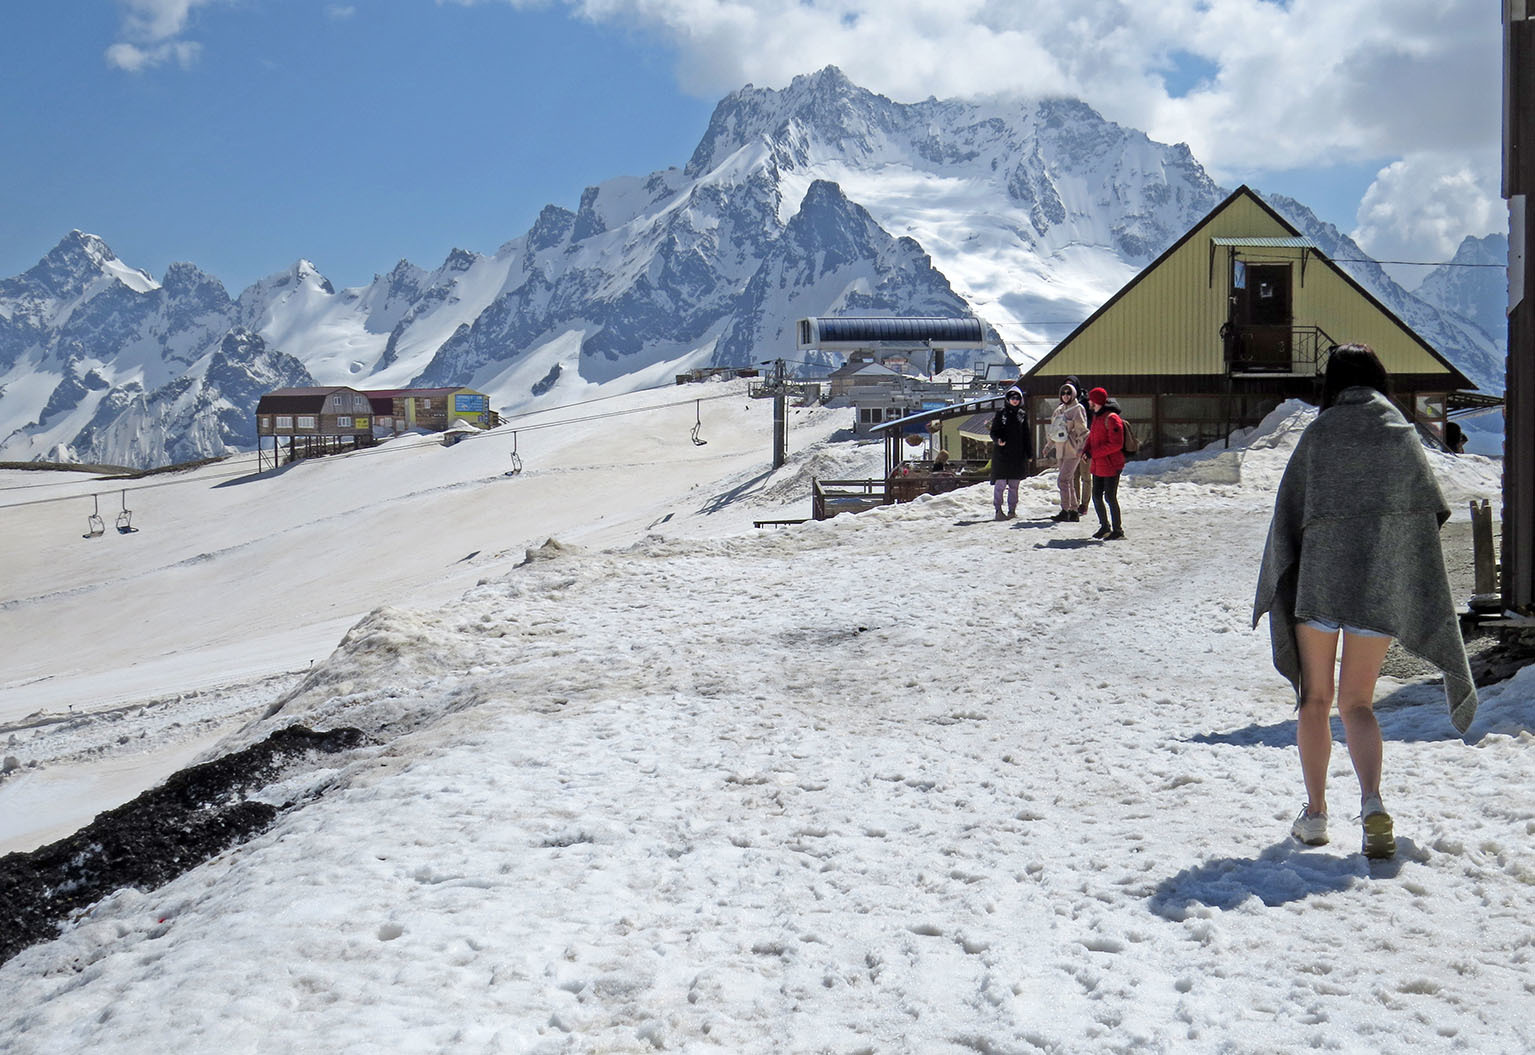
[1113,396,1154,420]
[1161,396,1226,420]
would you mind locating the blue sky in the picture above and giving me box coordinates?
[0,1,1506,294]
[1,3,715,292]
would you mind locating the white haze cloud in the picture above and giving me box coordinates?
[499,0,1508,264]
[105,0,219,71]
[1352,151,1507,289]
[117,0,1510,264]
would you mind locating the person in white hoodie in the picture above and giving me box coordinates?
[1048,383,1089,522]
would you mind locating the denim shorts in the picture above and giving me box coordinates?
[1299,617,1390,638]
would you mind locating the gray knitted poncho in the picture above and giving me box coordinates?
[1252,387,1478,732]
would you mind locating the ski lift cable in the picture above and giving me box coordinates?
[0,383,693,499]
[4,386,750,512]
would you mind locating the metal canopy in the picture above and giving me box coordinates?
[1210,237,1318,248]
[1209,237,1318,288]
[869,394,1010,434]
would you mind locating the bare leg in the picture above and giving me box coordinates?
[1336,632,1391,804]
[1294,624,1339,815]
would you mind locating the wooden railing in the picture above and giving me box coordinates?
[812,478,886,520]
[812,468,985,520]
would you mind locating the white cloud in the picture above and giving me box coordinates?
[506,0,1504,280]
[105,0,220,72]
[104,39,203,72]
[327,5,357,18]
[1352,151,1507,288]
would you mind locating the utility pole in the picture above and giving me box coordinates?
[1504,0,1534,613]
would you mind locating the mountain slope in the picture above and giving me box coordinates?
[0,68,1507,468]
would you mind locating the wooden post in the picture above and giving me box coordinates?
[1504,1,1535,613]
[1472,499,1501,611]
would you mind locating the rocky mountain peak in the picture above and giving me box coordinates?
[686,65,894,178]
[161,262,232,310]
[2,231,142,304]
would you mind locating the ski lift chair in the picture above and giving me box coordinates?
[505,431,523,476]
[83,494,105,539]
[690,400,708,446]
[115,490,138,534]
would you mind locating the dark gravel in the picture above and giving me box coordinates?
[0,724,365,966]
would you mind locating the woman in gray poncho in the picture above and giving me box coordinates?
[1252,345,1478,859]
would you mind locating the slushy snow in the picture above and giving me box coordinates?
[0,382,1530,1053]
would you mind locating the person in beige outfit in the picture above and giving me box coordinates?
[1049,383,1088,521]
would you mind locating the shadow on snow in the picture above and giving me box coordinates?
[1149,837,1416,917]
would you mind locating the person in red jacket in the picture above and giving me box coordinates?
[1083,387,1126,539]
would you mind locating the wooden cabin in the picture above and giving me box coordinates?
[255,386,377,469]
[1023,185,1476,462]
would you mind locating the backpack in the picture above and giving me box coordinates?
[1118,414,1140,455]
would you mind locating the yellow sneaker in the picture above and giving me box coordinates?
[1361,795,1395,859]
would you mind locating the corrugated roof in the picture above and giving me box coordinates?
[812,317,985,345]
[871,394,1009,433]
[956,412,994,439]
[1210,236,1317,248]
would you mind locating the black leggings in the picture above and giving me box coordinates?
[1092,473,1121,531]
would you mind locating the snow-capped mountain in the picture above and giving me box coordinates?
[1413,233,1510,367]
[1255,199,1507,395]
[0,67,1508,469]
[0,234,238,465]
[71,329,316,469]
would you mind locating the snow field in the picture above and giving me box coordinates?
[2,412,1530,1053]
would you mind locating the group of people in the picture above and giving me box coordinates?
[984,348,1478,860]
[987,377,1127,539]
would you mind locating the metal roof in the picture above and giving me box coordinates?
[956,412,995,440]
[1210,236,1317,248]
[870,394,1011,433]
[805,316,986,346]
[256,386,366,413]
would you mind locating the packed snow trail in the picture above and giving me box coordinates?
[3,425,1530,1053]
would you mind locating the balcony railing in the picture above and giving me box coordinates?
[1224,324,1336,376]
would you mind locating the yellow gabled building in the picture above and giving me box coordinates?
[1023,185,1474,460]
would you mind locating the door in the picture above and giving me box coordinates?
[1230,263,1293,369]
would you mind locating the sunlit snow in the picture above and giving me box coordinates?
[1,383,1528,1052]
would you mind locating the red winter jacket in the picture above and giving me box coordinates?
[1085,410,1126,477]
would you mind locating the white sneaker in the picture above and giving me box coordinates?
[1291,806,1329,846]
[1360,795,1396,859]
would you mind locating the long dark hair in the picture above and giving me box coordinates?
[1320,343,1390,410]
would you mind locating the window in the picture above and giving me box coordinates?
[1160,396,1225,421]
[337,416,352,429]
[275,415,293,429]
[297,415,316,429]
[421,399,433,410]
[259,416,270,430]
[354,395,368,412]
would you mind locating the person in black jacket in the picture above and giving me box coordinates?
[989,386,1032,520]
